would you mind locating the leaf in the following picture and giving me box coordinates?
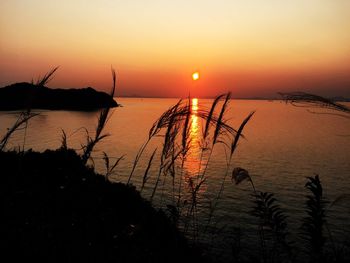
[231,167,250,185]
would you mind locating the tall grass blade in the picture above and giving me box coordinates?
[60,129,68,150]
[36,66,59,87]
[280,92,350,118]
[103,152,125,180]
[213,92,231,145]
[203,94,225,140]
[0,113,38,151]
[81,68,116,164]
[230,111,255,157]
[127,140,150,184]
[141,148,157,192]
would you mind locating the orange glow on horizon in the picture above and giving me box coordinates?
[1,1,350,97]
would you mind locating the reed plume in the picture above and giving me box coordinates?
[81,68,116,164]
[203,94,226,140]
[280,92,350,119]
[230,111,255,157]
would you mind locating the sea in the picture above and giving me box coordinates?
[1,98,349,261]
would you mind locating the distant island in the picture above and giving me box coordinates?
[0,82,118,111]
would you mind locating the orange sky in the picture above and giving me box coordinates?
[1,0,350,98]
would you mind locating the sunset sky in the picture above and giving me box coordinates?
[1,0,350,98]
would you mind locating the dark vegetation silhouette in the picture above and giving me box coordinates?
[0,149,202,262]
[279,92,350,119]
[0,70,349,262]
[301,175,327,262]
[0,68,206,263]
[251,191,292,262]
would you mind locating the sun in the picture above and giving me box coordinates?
[192,72,199,81]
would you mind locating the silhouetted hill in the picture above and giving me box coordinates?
[0,148,206,262]
[0,82,118,111]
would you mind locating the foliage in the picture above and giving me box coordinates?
[251,191,292,261]
[301,175,328,260]
[280,92,350,119]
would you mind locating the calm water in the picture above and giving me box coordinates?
[1,98,350,260]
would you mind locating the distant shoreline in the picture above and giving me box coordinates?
[1,82,349,103]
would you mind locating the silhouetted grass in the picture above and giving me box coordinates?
[301,175,327,261]
[102,151,125,180]
[0,68,208,262]
[34,66,59,87]
[2,72,350,262]
[0,112,38,151]
[140,148,157,193]
[59,129,68,150]
[280,92,350,119]
[125,93,256,248]
[81,68,117,165]
[251,192,292,262]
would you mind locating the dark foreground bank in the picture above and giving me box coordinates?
[0,148,206,263]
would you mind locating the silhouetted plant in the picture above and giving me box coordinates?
[127,93,256,245]
[127,95,237,185]
[150,101,182,202]
[81,68,116,164]
[140,148,158,193]
[213,93,232,145]
[280,92,350,119]
[128,100,182,185]
[251,191,292,261]
[34,66,59,87]
[60,129,68,150]
[3,69,350,262]
[102,152,125,180]
[301,175,328,261]
[205,110,255,231]
[1,147,200,263]
[281,92,350,261]
[231,167,253,187]
[0,112,38,151]
[197,94,232,183]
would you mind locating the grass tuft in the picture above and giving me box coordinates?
[81,67,117,164]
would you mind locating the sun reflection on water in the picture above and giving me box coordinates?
[184,98,202,176]
[192,98,198,111]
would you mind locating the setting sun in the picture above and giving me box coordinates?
[192,72,200,81]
